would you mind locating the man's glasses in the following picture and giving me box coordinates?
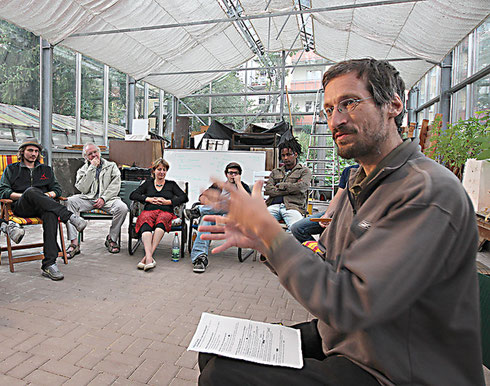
[227,171,239,176]
[323,97,372,120]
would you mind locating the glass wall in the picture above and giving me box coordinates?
[0,20,40,110]
[109,68,126,126]
[135,81,145,119]
[413,16,489,127]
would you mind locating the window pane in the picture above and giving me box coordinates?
[135,81,145,118]
[0,20,40,109]
[109,68,126,126]
[53,46,76,146]
[148,85,159,134]
[427,67,440,100]
[473,75,490,113]
[451,87,467,122]
[475,18,490,73]
[453,36,469,84]
[81,56,103,123]
[418,77,427,105]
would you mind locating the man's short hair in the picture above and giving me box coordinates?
[225,162,242,175]
[322,58,406,129]
[82,142,101,160]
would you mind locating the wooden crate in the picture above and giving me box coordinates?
[109,139,165,168]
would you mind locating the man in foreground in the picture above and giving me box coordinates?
[0,138,87,280]
[265,143,311,230]
[185,162,251,273]
[197,59,483,385]
[65,143,128,257]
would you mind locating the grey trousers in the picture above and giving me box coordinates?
[66,195,128,242]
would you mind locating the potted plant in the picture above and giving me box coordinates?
[426,110,489,180]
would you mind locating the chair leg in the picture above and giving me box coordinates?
[6,232,14,273]
[58,220,68,265]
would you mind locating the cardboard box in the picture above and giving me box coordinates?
[251,147,278,170]
[109,139,165,168]
[462,159,490,213]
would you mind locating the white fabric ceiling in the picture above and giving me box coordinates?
[0,0,488,97]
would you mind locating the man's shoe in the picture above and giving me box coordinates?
[41,264,64,281]
[69,215,87,232]
[193,255,208,273]
[185,207,201,221]
[6,221,25,244]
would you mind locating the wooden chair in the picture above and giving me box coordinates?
[0,155,67,273]
[128,181,188,259]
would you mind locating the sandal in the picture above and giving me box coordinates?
[66,243,80,260]
[105,235,120,253]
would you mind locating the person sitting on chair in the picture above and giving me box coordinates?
[129,158,188,271]
[290,164,359,243]
[0,138,87,281]
[65,143,128,257]
[185,162,251,274]
[265,141,312,230]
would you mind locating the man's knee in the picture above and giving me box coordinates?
[23,186,42,199]
[112,200,129,216]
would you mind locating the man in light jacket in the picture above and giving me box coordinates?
[66,143,128,257]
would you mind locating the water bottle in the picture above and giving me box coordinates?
[171,232,180,262]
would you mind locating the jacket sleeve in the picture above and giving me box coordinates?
[100,163,121,203]
[75,163,96,194]
[277,167,311,194]
[129,180,150,204]
[48,169,63,197]
[0,166,14,199]
[264,194,472,333]
[170,181,188,207]
[264,169,282,197]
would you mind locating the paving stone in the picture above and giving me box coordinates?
[62,368,98,386]
[0,351,31,373]
[175,366,200,381]
[86,372,117,385]
[0,373,28,385]
[24,368,68,385]
[40,358,80,378]
[128,358,164,384]
[149,363,179,385]
[6,354,49,379]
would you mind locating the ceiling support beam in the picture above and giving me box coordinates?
[68,0,424,38]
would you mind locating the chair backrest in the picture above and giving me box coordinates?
[119,180,142,209]
[478,273,490,369]
[0,155,44,179]
[173,180,189,218]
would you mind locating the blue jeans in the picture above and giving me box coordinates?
[267,203,303,230]
[290,211,326,243]
[191,205,226,263]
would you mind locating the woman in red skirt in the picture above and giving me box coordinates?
[129,158,188,271]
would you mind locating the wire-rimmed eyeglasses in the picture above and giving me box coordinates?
[323,97,372,120]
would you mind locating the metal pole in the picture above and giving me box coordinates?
[127,77,135,134]
[75,52,81,145]
[103,64,109,146]
[172,95,177,137]
[158,90,164,136]
[208,82,212,126]
[144,83,149,119]
[39,38,53,165]
[439,53,452,132]
[279,51,286,119]
[243,62,248,128]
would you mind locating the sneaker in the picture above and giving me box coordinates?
[41,263,64,281]
[193,255,208,273]
[185,207,201,221]
[69,215,87,232]
[5,221,25,244]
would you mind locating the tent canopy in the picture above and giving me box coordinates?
[1,0,488,97]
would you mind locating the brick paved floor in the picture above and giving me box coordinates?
[0,221,313,385]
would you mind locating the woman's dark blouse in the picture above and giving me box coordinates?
[129,178,188,212]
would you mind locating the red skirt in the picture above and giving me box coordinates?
[135,210,177,233]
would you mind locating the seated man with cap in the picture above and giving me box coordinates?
[185,162,251,273]
[0,138,87,281]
